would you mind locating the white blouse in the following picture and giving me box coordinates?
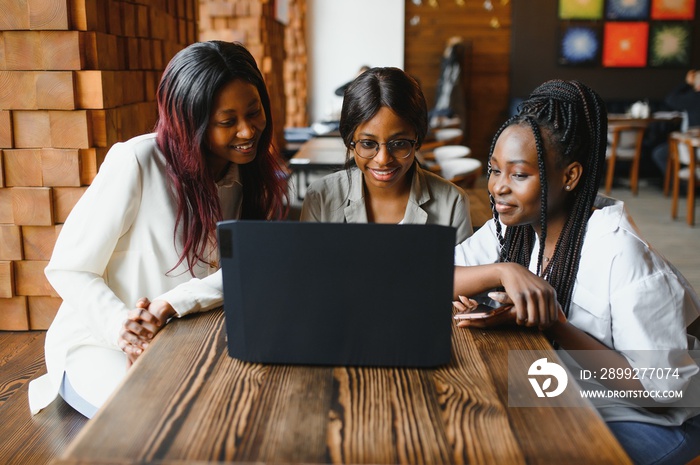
[454,195,700,425]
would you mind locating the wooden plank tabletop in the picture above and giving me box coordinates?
[0,331,87,465]
[54,309,631,465]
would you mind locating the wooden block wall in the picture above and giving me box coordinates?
[0,0,198,330]
[404,0,511,163]
[283,0,307,127]
[199,0,309,147]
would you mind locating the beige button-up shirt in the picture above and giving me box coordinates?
[300,163,473,244]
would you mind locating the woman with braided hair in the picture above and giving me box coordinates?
[452,80,700,464]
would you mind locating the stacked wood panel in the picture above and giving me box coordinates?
[0,0,198,330]
[199,0,287,149]
[404,0,511,163]
[283,0,308,128]
[199,0,309,144]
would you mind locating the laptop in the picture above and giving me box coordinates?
[217,221,456,368]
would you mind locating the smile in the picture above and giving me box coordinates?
[232,141,255,151]
[494,200,516,214]
[368,167,399,180]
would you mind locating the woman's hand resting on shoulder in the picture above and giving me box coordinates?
[118,298,176,366]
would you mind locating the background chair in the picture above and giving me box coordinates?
[423,139,481,190]
[421,144,470,163]
[605,122,647,195]
[433,145,471,164]
[669,131,700,226]
[438,157,482,190]
[421,128,463,152]
[663,112,690,196]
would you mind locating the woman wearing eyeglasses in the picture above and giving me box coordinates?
[300,67,472,244]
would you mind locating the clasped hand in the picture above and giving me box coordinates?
[118,298,174,365]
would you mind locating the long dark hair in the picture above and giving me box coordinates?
[155,41,287,275]
[339,67,428,165]
[489,80,608,315]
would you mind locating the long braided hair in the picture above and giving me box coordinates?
[488,80,608,316]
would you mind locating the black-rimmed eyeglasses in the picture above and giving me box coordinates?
[349,139,417,159]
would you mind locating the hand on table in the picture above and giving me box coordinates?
[118,298,175,366]
[496,264,561,329]
[453,292,516,328]
[454,287,561,331]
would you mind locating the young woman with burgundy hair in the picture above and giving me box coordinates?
[29,41,287,418]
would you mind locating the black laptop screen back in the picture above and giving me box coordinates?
[218,221,455,367]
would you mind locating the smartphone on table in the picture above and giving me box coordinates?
[453,293,510,320]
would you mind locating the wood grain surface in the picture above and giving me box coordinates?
[0,331,87,465]
[56,310,631,465]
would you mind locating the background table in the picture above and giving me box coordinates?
[288,136,347,200]
[289,136,348,169]
[608,111,684,125]
[55,309,630,465]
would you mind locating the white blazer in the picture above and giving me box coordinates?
[29,133,240,414]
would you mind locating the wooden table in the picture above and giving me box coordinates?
[289,136,348,170]
[54,310,630,465]
[608,111,684,124]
